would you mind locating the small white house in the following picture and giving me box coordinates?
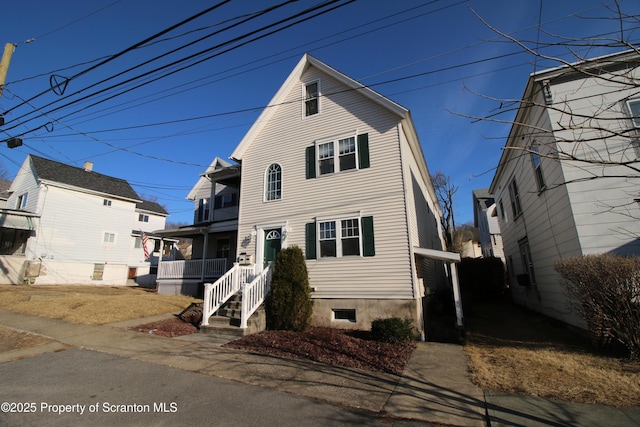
[489,49,640,328]
[472,189,504,261]
[5,155,172,285]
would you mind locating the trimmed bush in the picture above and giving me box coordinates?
[266,246,313,332]
[555,254,640,360]
[370,317,415,343]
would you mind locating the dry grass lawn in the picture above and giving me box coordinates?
[464,302,640,407]
[0,284,198,325]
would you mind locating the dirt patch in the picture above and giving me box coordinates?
[130,317,198,337]
[224,327,415,376]
[0,327,56,352]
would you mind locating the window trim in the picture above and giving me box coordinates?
[315,132,358,176]
[626,99,640,128]
[264,163,282,202]
[530,144,546,192]
[103,232,116,244]
[303,80,320,117]
[508,179,522,219]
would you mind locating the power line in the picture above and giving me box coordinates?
[3,0,353,136]
[2,0,234,116]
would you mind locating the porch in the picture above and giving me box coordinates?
[156,258,227,297]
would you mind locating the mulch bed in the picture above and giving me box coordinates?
[130,317,198,337]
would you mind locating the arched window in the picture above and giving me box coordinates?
[265,163,282,201]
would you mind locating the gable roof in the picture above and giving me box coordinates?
[229,53,439,214]
[231,53,413,160]
[136,200,168,216]
[489,49,640,193]
[187,157,238,200]
[29,155,141,202]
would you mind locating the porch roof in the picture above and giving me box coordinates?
[154,219,238,238]
[413,247,461,263]
[0,210,37,230]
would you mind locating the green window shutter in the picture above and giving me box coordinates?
[306,146,316,179]
[305,222,317,259]
[361,216,375,257]
[357,133,370,169]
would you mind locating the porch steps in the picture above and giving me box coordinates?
[200,295,266,338]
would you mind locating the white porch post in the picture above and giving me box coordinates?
[449,262,464,328]
[201,229,209,282]
[157,238,164,273]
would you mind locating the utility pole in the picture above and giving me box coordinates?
[0,43,16,101]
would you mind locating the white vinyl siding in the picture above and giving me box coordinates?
[237,67,414,299]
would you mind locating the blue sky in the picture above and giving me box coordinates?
[1,0,639,227]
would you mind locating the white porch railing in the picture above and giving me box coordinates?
[240,264,272,329]
[157,258,227,280]
[201,263,257,326]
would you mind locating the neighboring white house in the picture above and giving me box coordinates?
[472,189,504,262]
[489,49,640,328]
[4,155,173,285]
[211,53,462,336]
[155,157,240,296]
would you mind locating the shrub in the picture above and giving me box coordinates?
[265,246,313,332]
[370,317,415,343]
[555,254,640,360]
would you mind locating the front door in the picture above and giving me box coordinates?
[263,229,282,267]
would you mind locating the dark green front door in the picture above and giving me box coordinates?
[264,229,282,267]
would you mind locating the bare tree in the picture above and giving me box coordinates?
[431,171,458,251]
[455,3,640,223]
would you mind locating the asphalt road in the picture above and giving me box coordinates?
[0,348,428,427]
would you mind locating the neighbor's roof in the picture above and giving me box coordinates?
[136,200,169,216]
[29,155,140,201]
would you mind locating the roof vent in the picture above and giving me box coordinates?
[84,161,93,172]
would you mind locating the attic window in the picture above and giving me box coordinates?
[103,199,112,207]
[304,81,319,116]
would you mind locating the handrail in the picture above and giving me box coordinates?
[240,264,272,329]
[201,264,256,326]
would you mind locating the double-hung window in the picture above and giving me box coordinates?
[530,145,546,191]
[318,219,360,257]
[16,193,28,210]
[508,179,522,218]
[304,81,319,117]
[307,133,369,178]
[306,216,375,259]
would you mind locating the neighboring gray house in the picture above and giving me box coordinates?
[3,155,174,285]
[472,189,504,262]
[193,54,463,337]
[489,50,640,328]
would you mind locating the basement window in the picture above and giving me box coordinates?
[332,309,356,323]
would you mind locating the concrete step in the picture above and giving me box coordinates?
[200,308,266,337]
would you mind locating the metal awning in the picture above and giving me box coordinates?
[0,212,36,230]
[413,247,461,263]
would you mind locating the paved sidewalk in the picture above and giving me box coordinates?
[1,309,639,426]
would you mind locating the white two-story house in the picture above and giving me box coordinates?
[6,155,172,285]
[490,49,640,328]
[195,54,463,337]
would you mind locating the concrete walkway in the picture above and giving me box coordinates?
[1,309,639,426]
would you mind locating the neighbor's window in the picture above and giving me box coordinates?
[16,193,28,210]
[92,264,105,281]
[103,232,115,243]
[304,81,319,116]
[627,99,640,128]
[530,145,546,191]
[138,214,149,223]
[265,163,282,201]
[103,199,112,207]
[518,238,536,286]
[508,179,522,218]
